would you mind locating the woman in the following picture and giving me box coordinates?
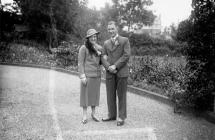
[78,29,103,124]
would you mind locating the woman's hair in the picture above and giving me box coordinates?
[85,38,97,55]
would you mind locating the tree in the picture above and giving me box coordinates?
[111,0,156,31]
[169,23,178,40]
[0,0,2,40]
[73,2,117,44]
[72,6,103,43]
[0,2,21,41]
[183,0,215,110]
[13,0,81,47]
[175,19,193,42]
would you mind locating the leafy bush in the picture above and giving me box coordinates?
[51,41,78,70]
[177,0,215,111]
[0,41,78,71]
[129,56,187,101]
[121,31,187,57]
[0,43,55,66]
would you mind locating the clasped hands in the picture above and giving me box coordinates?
[108,65,117,74]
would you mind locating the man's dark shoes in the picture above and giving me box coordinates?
[102,117,116,121]
[117,119,124,126]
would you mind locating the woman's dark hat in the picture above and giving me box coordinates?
[86,29,99,38]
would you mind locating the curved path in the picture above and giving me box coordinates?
[0,65,214,140]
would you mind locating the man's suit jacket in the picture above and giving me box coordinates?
[102,35,131,78]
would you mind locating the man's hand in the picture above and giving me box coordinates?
[109,65,116,70]
[108,65,117,74]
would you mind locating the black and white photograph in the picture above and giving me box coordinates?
[0,0,215,139]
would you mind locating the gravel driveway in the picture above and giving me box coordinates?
[0,65,214,140]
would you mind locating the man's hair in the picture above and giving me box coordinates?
[108,21,117,27]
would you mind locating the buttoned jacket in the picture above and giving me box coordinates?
[78,45,102,78]
[103,35,131,78]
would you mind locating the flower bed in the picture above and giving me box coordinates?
[0,42,78,71]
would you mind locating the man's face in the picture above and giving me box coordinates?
[107,24,118,38]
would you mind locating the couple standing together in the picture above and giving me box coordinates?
[78,21,131,126]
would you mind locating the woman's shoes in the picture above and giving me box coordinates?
[82,115,100,124]
[117,120,124,126]
[91,114,100,122]
[82,116,87,124]
[116,118,124,126]
[82,119,87,124]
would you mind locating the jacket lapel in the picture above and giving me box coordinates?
[109,36,121,52]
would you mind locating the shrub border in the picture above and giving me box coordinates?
[0,62,214,124]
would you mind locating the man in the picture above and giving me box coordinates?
[101,21,131,126]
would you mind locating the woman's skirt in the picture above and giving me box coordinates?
[80,77,101,107]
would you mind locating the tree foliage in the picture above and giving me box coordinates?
[2,0,156,46]
[101,0,156,31]
[73,6,101,41]
[13,0,81,47]
[180,0,215,110]
[176,19,193,42]
[0,2,21,41]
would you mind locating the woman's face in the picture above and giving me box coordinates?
[89,34,97,44]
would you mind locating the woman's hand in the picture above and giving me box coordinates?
[81,77,87,85]
[92,43,102,56]
[80,74,87,85]
[97,50,102,56]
